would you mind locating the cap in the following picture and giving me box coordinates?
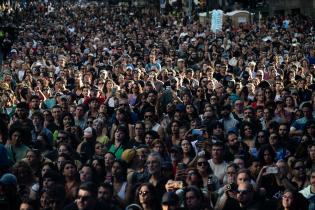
[83,127,93,138]
[0,173,17,187]
[162,192,179,205]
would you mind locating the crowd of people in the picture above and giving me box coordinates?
[0,1,315,210]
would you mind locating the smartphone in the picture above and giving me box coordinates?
[266,166,279,174]
[166,86,171,90]
[192,129,203,136]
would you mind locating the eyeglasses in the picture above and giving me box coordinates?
[139,191,149,196]
[119,103,129,107]
[237,189,250,195]
[144,115,153,119]
[77,195,91,202]
[87,121,93,124]
[197,162,207,166]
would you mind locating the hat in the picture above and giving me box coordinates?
[83,127,93,138]
[162,192,179,205]
[0,173,17,187]
[121,149,137,164]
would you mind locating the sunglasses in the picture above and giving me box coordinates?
[237,189,250,195]
[139,191,149,196]
[197,162,207,166]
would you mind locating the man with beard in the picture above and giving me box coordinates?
[97,183,121,210]
[224,131,250,163]
[63,182,109,210]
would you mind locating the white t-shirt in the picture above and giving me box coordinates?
[208,159,227,183]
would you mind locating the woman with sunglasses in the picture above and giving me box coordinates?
[195,156,220,193]
[135,183,161,210]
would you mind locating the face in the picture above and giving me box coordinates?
[282,192,294,208]
[237,172,250,185]
[269,134,278,146]
[40,192,53,209]
[20,203,33,210]
[76,189,94,210]
[293,161,305,178]
[185,191,199,209]
[111,162,122,177]
[138,185,151,204]
[11,131,22,146]
[43,177,55,189]
[114,130,125,142]
[237,183,253,206]
[212,146,223,160]
[63,163,76,177]
[181,140,190,153]
[279,125,287,137]
[147,156,160,175]
[226,166,237,183]
[26,151,37,165]
[98,186,111,202]
[80,166,93,183]
[104,153,115,168]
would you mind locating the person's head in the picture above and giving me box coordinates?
[25,149,41,167]
[136,183,156,207]
[42,170,62,190]
[268,132,279,147]
[104,152,115,169]
[184,185,203,210]
[31,111,44,127]
[236,169,252,185]
[258,145,276,165]
[98,182,113,203]
[61,160,77,178]
[291,159,306,179]
[19,200,35,210]
[146,152,162,175]
[281,189,299,210]
[301,102,313,119]
[196,156,211,174]
[114,125,129,143]
[236,182,254,207]
[278,123,288,137]
[226,163,239,184]
[134,121,145,137]
[30,95,40,110]
[249,159,261,179]
[16,102,29,119]
[79,164,95,183]
[76,182,98,210]
[9,126,25,146]
[161,191,180,210]
[111,160,127,180]
[51,105,62,121]
[227,132,239,149]
[13,161,34,184]
[211,141,225,161]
